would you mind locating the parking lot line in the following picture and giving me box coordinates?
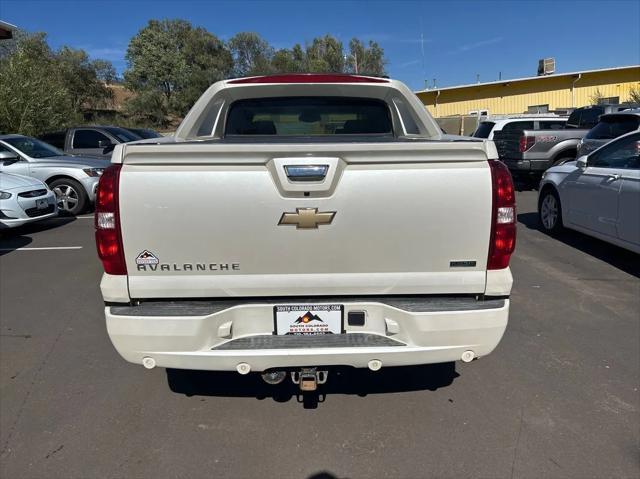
[0,246,83,251]
[47,215,94,220]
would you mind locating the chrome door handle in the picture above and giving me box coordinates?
[608,174,621,181]
[284,165,329,182]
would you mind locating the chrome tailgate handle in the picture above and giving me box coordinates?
[284,165,329,182]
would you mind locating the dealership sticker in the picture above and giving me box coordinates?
[136,250,159,265]
[275,304,342,335]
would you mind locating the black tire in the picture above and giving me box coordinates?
[538,187,563,234]
[49,178,88,215]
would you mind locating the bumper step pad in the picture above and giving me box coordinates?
[213,333,406,350]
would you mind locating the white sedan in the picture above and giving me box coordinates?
[0,173,58,228]
[538,130,639,253]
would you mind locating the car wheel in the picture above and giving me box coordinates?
[49,178,88,215]
[538,187,563,233]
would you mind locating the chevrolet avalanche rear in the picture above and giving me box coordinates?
[96,74,516,388]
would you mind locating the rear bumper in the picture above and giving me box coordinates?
[502,158,550,173]
[105,296,509,371]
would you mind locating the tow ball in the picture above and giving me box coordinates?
[290,368,329,392]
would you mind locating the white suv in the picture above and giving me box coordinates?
[473,117,568,140]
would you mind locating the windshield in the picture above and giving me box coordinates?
[585,116,640,140]
[3,137,64,158]
[128,128,161,139]
[473,122,495,138]
[225,97,393,136]
[103,127,142,142]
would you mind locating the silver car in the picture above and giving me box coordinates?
[0,135,110,215]
[0,172,58,228]
[577,109,640,157]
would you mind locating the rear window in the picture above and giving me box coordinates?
[502,121,534,131]
[566,110,581,128]
[579,108,603,129]
[539,120,567,129]
[225,97,393,136]
[473,122,495,138]
[585,116,640,140]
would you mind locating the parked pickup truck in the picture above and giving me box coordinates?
[96,74,515,391]
[39,126,142,159]
[494,104,636,178]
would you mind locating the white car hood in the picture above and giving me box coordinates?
[0,172,46,190]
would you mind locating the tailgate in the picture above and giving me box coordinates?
[117,141,493,298]
[492,130,524,159]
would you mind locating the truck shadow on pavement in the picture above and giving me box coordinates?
[0,217,76,256]
[166,362,458,409]
[518,212,640,278]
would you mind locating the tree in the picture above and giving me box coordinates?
[346,38,386,76]
[271,44,307,73]
[93,59,117,84]
[124,19,232,119]
[56,46,113,111]
[306,35,344,72]
[0,33,75,135]
[228,32,274,77]
[628,86,640,104]
[589,88,604,105]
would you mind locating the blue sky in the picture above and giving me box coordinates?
[1,0,639,90]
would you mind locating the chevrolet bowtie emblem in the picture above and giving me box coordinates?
[278,208,336,229]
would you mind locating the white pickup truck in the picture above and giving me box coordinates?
[96,74,515,390]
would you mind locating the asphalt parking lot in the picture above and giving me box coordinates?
[0,190,638,479]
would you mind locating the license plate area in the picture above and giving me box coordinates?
[273,304,344,335]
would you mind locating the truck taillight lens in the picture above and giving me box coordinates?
[488,160,516,270]
[94,164,126,275]
[519,135,535,152]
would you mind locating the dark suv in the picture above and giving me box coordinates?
[39,126,142,158]
[577,109,640,157]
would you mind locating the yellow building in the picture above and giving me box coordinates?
[415,65,640,118]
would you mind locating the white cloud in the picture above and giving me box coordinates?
[397,59,421,68]
[448,37,503,54]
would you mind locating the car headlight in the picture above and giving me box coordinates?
[0,191,12,199]
[83,168,104,177]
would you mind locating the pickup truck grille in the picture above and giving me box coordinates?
[213,333,406,350]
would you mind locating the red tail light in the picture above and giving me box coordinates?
[488,160,516,270]
[94,164,126,275]
[519,135,535,152]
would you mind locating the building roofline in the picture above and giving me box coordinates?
[0,20,18,30]
[415,64,640,94]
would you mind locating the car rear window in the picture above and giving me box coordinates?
[473,122,495,138]
[225,97,393,136]
[585,116,640,140]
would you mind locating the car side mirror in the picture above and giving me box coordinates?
[98,139,113,148]
[0,151,20,165]
[576,155,588,169]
